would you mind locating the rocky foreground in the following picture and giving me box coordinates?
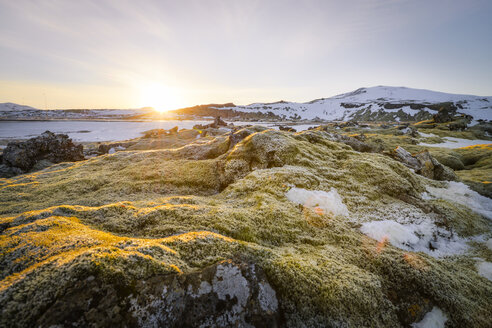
[0,121,491,327]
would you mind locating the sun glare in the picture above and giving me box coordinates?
[139,83,183,112]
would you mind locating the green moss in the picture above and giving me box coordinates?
[1,127,491,327]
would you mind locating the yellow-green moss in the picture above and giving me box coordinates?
[1,127,491,327]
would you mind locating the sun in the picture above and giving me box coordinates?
[139,83,183,112]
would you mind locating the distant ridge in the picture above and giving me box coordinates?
[2,86,491,122]
[205,86,492,122]
[0,102,38,112]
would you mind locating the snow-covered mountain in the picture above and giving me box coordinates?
[213,86,492,122]
[0,102,38,112]
[0,103,153,120]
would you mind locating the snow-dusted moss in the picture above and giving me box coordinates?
[1,127,491,327]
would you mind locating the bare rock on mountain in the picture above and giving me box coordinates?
[433,106,456,123]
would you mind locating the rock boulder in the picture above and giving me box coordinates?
[392,146,458,181]
[2,131,84,172]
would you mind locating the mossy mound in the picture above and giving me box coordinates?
[1,127,491,327]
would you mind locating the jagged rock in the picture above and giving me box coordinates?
[278,125,297,132]
[414,151,458,181]
[392,146,458,181]
[393,146,422,171]
[194,116,228,130]
[331,133,376,153]
[433,107,456,123]
[2,131,84,171]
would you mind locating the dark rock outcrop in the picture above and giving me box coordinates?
[194,116,229,130]
[97,142,135,155]
[331,133,377,153]
[1,131,84,172]
[433,107,455,123]
[278,125,297,132]
[392,146,458,181]
[0,164,24,178]
[36,260,281,328]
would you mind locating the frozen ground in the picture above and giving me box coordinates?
[0,120,317,143]
[419,135,492,148]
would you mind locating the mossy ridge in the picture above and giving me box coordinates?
[333,125,492,197]
[1,127,491,327]
[0,215,250,327]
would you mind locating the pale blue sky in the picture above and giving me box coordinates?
[0,0,491,109]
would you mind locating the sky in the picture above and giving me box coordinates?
[0,0,491,110]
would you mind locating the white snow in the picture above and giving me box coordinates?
[411,307,447,328]
[360,219,470,257]
[486,238,492,251]
[423,182,492,219]
[419,136,492,149]
[476,261,492,281]
[418,132,437,138]
[285,187,349,217]
[360,220,419,246]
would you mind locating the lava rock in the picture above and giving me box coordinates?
[392,146,458,181]
[393,146,421,171]
[278,125,297,132]
[36,259,281,328]
[2,131,84,172]
[194,116,228,130]
[331,133,376,153]
[433,107,456,123]
[0,164,24,178]
[97,142,134,155]
[414,151,458,181]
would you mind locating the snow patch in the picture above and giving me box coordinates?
[419,136,492,149]
[486,238,492,251]
[476,261,492,281]
[411,307,447,328]
[360,220,419,246]
[423,182,492,219]
[286,187,349,217]
[360,219,470,257]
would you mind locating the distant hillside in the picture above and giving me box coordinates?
[0,102,38,112]
[178,86,490,122]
